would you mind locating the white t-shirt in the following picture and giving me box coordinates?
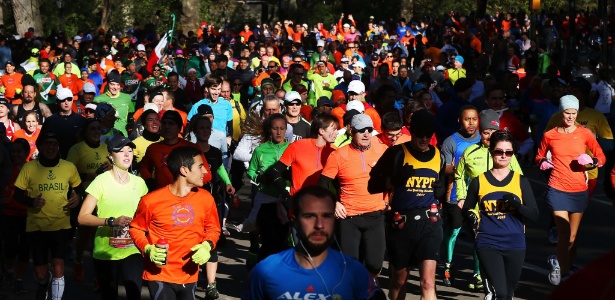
[592,81,615,114]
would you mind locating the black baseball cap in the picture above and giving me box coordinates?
[107,136,136,152]
[197,104,214,116]
[35,131,60,147]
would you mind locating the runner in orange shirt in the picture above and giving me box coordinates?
[130,146,220,299]
[266,114,339,196]
[0,61,24,104]
[318,114,387,279]
[58,62,80,99]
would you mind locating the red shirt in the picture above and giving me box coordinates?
[499,111,530,143]
[140,140,212,189]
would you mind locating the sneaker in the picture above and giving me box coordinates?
[13,279,27,294]
[73,262,84,282]
[468,274,484,291]
[222,228,231,237]
[205,281,220,300]
[443,263,452,287]
[225,222,243,232]
[547,227,558,245]
[548,255,561,285]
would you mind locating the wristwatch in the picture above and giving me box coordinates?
[107,217,115,227]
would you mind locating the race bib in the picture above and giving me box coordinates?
[109,226,135,248]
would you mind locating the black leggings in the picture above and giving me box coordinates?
[338,212,386,274]
[146,281,196,300]
[256,202,289,262]
[477,248,525,300]
[94,253,144,300]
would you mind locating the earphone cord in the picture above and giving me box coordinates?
[298,236,347,297]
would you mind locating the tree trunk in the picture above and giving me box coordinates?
[477,0,487,19]
[0,2,4,26]
[11,0,43,36]
[180,0,200,33]
[100,0,112,31]
[400,0,413,21]
[122,1,134,30]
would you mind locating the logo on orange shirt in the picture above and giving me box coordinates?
[172,204,195,227]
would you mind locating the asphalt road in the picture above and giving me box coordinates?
[2,165,615,300]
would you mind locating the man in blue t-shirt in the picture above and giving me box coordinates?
[246,186,381,300]
[187,76,233,142]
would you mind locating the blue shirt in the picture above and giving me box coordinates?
[247,248,376,300]
[188,97,233,135]
[88,71,104,95]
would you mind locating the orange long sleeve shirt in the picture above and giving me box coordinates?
[536,127,605,192]
[129,186,221,284]
[140,140,212,188]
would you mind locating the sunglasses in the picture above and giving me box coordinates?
[493,149,514,157]
[57,98,73,103]
[354,127,373,134]
[293,60,303,63]
[85,108,95,114]
[387,55,393,58]
[285,102,301,107]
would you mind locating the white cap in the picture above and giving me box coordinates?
[436,65,446,71]
[284,91,302,103]
[143,102,160,113]
[353,61,366,69]
[347,80,365,94]
[82,82,96,94]
[85,103,97,110]
[317,40,325,47]
[340,57,349,62]
[302,23,309,28]
[56,87,73,100]
[346,100,365,113]
[137,44,146,51]
[73,35,82,42]
[343,23,350,28]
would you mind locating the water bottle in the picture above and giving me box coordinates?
[155,238,169,266]
[393,212,404,229]
[429,204,439,223]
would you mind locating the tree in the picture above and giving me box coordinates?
[11,0,43,36]
[181,0,200,32]
[400,0,413,20]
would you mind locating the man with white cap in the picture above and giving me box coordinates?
[319,113,388,281]
[73,82,97,117]
[309,39,327,66]
[283,91,311,140]
[43,87,86,159]
[133,44,148,73]
[347,80,382,132]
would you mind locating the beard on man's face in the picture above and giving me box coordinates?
[296,226,333,257]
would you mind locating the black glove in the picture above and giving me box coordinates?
[464,211,479,237]
[280,190,292,210]
[503,193,522,210]
[392,164,414,187]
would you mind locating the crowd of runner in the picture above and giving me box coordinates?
[0,7,614,300]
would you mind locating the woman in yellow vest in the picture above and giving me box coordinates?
[462,131,539,300]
